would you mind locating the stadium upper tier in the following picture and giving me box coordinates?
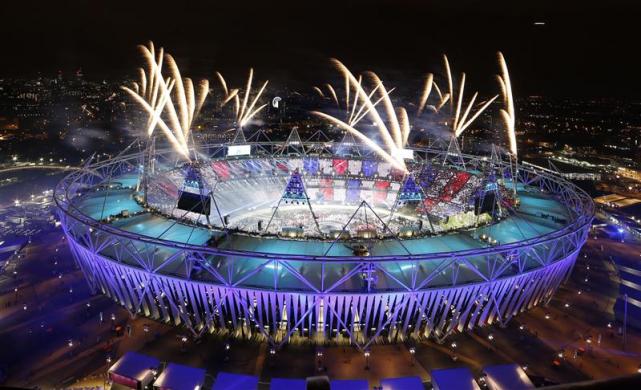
[71,185,566,257]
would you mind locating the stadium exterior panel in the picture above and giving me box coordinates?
[56,140,593,349]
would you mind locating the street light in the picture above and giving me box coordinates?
[364,350,371,370]
[409,346,416,366]
[316,349,324,372]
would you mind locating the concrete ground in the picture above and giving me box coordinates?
[1,224,640,389]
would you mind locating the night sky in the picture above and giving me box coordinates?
[2,0,640,97]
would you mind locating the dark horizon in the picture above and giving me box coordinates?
[2,0,641,98]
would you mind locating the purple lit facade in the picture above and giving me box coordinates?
[55,141,593,351]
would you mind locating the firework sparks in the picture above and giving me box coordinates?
[434,56,498,138]
[417,73,434,116]
[317,71,387,130]
[313,56,505,170]
[366,72,403,149]
[215,72,241,109]
[443,55,454,113]
[312,111,407,171]
[417,75,449,116]
[497,52,517,156]
[313,86,325,98]
[214,69,269,127]
[313,60,412,171]
[215,71,229,96]
[325,84,339,107]
[122,42,209,160]
[226,68,269,127]
[131,42,166,136]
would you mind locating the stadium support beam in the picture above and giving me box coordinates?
[246,128,272,143]
[231,127,247,144]
[336,131,361,157]
[388,172,436,234]
[305,129,331,143]
[279,127,306,155]
[142,136,156,205]
[323,200,411,256]
[264,169,322,236]
[444,136,466,169]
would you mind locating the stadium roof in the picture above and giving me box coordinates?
[270,377,307,390]
[380,375,424,390]
[212,372,259,390]
[482,364,534,390]
[108,352,160,383]
[152,362,205,390]
[93,186,567,257]
[330,379,369,390]
[431,367,481,390]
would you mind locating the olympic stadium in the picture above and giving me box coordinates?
[54,135,593,350]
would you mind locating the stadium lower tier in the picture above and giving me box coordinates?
[67,234,578,347]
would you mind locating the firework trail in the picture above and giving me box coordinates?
[497,52,517,156]
[417,73,434,115]
[312,111,407,171]
[435,56,497,138]
[214,69,269,127]
[313,59,410,171]
[122,42,209,160]
[443,55,454,113]
[235,68,269,127]
[215,71,229,96]
[313,56,505,170]
[313,86,325,98]
[366,71,403,149]
[325,84,340,106]
[215,72,241,109]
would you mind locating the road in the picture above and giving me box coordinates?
[1,224,640,388]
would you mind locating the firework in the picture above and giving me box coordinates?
[312,111,407,171]
[497,52,517,156]
[122,42,209,160]
[313,60,413,171]
[313,86,325,98]
[417,73,434,116]
[219,68,269,128]
[443,55,454,113]
[313,56,506,170]
[436,56,498,138]
[325,83,339,107]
